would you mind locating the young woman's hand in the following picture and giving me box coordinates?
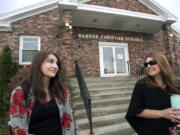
[160,108,180,123]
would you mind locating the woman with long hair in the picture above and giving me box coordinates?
[9,51,75,135]
[126,53,180,135]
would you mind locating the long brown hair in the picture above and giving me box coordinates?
[21,51,65,104]
[144,53,180,94]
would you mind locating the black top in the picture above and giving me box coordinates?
[125,80,173,135]
[29,98,62,135]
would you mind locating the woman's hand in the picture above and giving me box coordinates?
[160,108,180,123]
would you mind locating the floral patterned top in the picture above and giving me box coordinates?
[9,86,75,135]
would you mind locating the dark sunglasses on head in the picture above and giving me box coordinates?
[144,60,157,67]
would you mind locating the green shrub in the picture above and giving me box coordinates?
[0,46,18,117]
[3,66,30,106]
[0,114,10,135]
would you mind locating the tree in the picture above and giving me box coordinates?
[0,46,18,117]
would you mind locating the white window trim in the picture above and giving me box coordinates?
[176,36,180,42]
[19,35,41,65]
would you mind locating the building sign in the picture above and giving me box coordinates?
[77,33,143,42]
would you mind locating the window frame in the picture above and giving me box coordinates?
[176,36,180,42]
[19,35,41,65]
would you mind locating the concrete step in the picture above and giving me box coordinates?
[71,85,134,92]
[72,88,133,97]
[71,77,137,135]
[73,98,130,110]
[74,104,128,119]
[77,114,126,130]
[70,76,137,82]
[70,81,136,87]
[76,122,132,135]
[71,83,135,89]
[73,97,131,106]
[76,113,128,131]
[76,112,126,125]
[72,86,134,92]
[72,90,132,101]
[101,127,136,135]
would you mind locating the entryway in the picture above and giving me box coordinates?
[99,42,129,77]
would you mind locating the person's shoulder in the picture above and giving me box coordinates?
[131,79,147,95]
[10,86,27,105]
[134,78,150,90]
[13,86,23,91]
[11,86,24,94]
[135,78,146,86]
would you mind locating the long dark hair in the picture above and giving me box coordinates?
[144,53,180,94]
[21,51,65,104]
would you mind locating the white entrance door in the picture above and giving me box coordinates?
[99,42,129,77]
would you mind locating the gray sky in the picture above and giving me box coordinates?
[0,0,180,30]
[154,0,180,30]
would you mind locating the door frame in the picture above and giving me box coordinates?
[99,42,129,77]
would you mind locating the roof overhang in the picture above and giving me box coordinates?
[0,0,58,26]
[139,0,177,24]
[0,0,178,34]
[59,0,177,34]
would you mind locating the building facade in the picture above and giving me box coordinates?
[0,0,180,77]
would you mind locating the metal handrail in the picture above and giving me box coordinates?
[170,60,180,75]
[127,61,144,79]
[75,61,93,135]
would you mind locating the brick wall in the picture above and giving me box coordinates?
[86,0,157,15]
[71,27,170,77]
[0,7,180,77]
[0,8,60,61]
[174,42,180,64]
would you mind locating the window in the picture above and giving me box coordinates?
[176,36,180,42]
[19,36,40,64]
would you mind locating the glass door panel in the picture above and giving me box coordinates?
[115,48,126,74]
[102,47,114,74]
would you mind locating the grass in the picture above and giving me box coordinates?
[0,114,10,135]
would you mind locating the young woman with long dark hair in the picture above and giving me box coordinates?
[9,51,75,135]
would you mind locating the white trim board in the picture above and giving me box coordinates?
[76,4,164,22]
[0,0,58,24]
[77,0,177,23]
